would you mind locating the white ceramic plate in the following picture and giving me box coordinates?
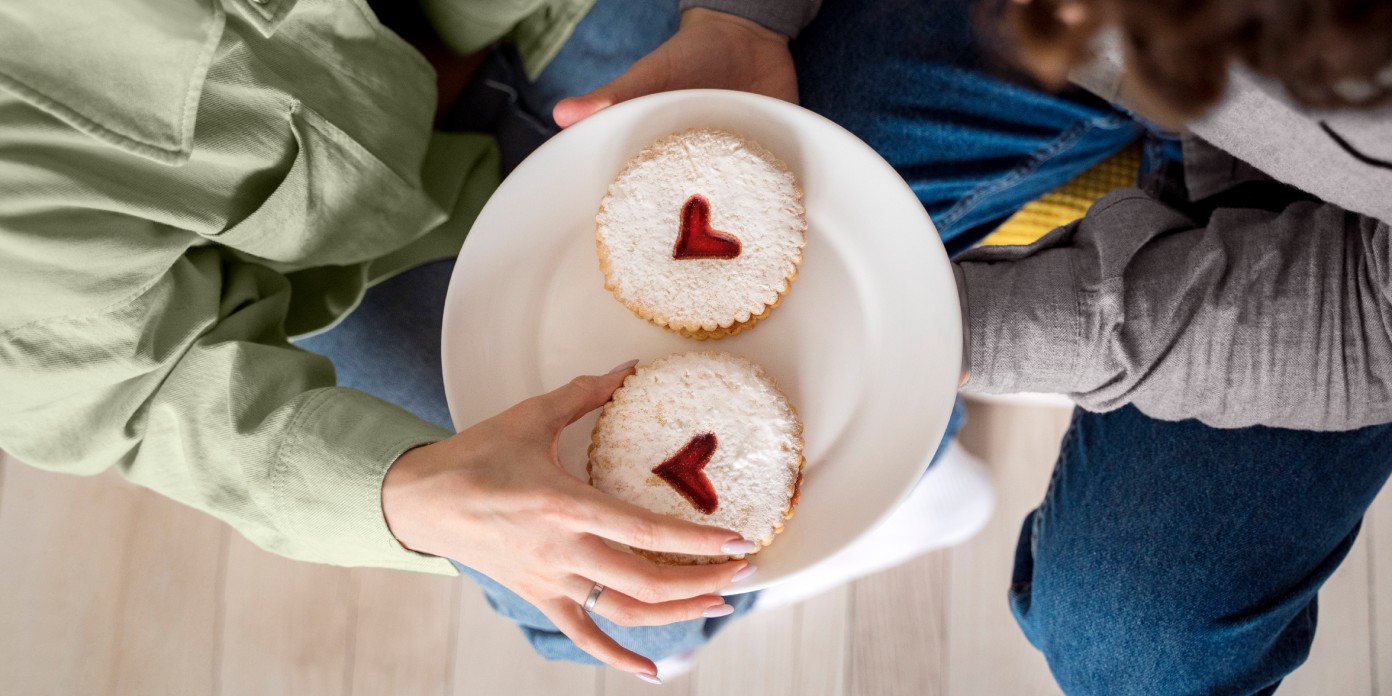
[443,89,960,593]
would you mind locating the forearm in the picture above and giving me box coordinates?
[0,249,455,573]
[957,189,1392,431]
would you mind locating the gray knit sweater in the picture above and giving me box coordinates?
[958,49,1392,430]
[687,1,1392,430]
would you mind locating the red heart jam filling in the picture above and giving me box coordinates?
[673,194,742,260]
[652,432,719,515]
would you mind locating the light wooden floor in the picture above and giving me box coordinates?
[2,400,1389,696]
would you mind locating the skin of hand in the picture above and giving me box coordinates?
[381,362,758,681]
[552,8,798,128]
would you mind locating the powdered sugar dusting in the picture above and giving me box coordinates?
[589,352,803,563]
[596,129,806,331]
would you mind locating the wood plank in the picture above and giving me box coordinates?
[947,400,1069,696]
[1282,528,1374,695]
[793,585,850,696]
[1370,481,1392,696]
[0,464,224,696]
[451,579,601,696]
[6,414,1386,696]
[349,567,459,696]
[849,552,947,696]
[107,497,229,696]
[219,534,357,696]
[691,601,802,696]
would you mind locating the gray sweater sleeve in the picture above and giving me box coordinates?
[956,187,1392,432]
[679,0,822,37]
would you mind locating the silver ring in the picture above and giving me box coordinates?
[582,582,605,612]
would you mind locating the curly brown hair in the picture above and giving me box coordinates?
[992,0,1392,119]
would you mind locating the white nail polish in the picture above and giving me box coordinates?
[703,604,735,618]
[730,565,757,583]
[608,359,639,374]
[635,672,662,685]
[721,539,757,555]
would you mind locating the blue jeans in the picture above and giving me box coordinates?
[303,0,1392,689]
[1011,406,1392,695]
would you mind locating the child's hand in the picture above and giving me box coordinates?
[552,8,798,128]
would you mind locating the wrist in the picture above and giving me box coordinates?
[952,263,972,386]
[381,442,441,552]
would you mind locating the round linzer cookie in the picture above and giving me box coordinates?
[596,128,806,340]
[588,352,804,565]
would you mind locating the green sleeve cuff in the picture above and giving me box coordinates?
[272,388,459,575]
[421,0,596,79]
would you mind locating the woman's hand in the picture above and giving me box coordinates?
[552,8,798,128]
[381,361,757,681]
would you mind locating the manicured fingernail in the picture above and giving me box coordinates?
[730,564,758,583]
[636,672,662,685]
[703,603,735,618]
[721,539,758,554]
[608,359,639,374]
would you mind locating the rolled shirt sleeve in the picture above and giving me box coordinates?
[0,238,456,574]
[422,0,601,78]
[0,0,515,577]
[956,174,1392,432]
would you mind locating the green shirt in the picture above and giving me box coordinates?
[0,0,591,575]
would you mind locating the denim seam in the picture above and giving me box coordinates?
[1032,412,1080,556]
[936,114,1128,231]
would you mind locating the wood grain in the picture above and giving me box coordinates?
[219,534,357,696]
[850,553,947,696]
[947,401,1070,696]
[4,407,1391,695]
[451,580,601,696]
[348,567,459,696]
[0,465,224,696]
[1370,481,1392,696]
[692,601,802,696]
[793,585,850,696]
[1282,530,1374,695]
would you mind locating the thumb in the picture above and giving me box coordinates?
[553,53,672,128]
[536,360,639,430]
[552,94,615,129]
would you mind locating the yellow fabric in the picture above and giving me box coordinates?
[981,144,1142,246]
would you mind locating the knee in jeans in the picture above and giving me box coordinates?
[1023,586,1316,694]
[1031,605,1193,686]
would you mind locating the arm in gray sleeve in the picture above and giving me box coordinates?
[955,189,1392,431]
[679,0,822,37]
